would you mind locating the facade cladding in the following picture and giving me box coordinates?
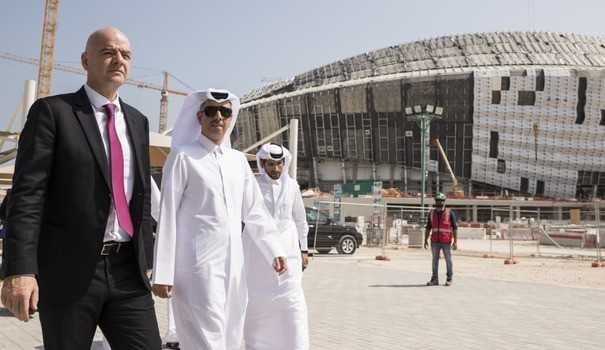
[233,32,605,199]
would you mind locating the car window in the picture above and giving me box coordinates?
[306,209,317,223]
[305,208,329,224]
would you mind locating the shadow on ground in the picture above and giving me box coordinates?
[368,284,428,288]
[35,340,108,349]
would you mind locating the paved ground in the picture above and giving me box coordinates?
[306,249,605,350]
[1,245,604,349]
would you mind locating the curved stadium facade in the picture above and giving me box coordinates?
[233,32,605,199]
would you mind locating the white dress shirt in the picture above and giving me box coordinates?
[84,84,134,242]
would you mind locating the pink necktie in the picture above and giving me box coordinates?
[104,103,134,237]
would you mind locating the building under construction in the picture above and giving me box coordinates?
[234,31,605,199]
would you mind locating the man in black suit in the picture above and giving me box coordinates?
[0,190,10,280]
[0,27,161,350]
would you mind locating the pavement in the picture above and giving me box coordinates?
[1,245,604,349]
[306,249,605,350]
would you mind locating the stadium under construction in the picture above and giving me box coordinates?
[234,31,605,200]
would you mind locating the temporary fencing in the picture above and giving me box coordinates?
[306,196,605,267]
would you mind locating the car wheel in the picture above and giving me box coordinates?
[337,235,357,255]
[316,248,332,254]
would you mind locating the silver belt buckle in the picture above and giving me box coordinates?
[101,242,121,256]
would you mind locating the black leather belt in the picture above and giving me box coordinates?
[100,241,132,256]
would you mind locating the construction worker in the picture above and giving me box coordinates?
[424,192,458,286]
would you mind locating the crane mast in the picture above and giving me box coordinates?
[159,72,169,133]
[36,0,60,98]
[432,138,465,198]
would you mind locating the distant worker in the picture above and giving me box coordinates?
[424,192,458,286]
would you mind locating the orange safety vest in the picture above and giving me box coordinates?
[430,208,453,243]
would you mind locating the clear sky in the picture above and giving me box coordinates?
[2,0,605,132]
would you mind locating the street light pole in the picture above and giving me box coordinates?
[420,117,427,225]
[405,105,444,227]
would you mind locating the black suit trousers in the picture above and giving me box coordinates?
[38,246,161,350]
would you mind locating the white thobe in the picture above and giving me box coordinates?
[243,174,310,350]
[152,135,284,350]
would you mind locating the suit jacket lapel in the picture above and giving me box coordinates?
[73,87,111,191]
[121,101,146,188]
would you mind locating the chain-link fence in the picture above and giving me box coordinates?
[305,197,605,265]
[465,203,604,263]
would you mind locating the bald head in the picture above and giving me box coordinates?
[85,27,130,52]
[81,27,131,99]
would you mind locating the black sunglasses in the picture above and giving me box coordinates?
[203,106,233,118]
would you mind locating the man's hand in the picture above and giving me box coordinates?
[0,275,38,322]
[452,241,458,250]
[273,256,288,275]
[301,252,310,271]
[151,284,173,298]
[423,241,429,250]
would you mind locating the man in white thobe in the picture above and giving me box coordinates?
[151,89,287,350]
[244,143,310,350]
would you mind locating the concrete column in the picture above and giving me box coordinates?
[288,118,299,180]
[341,161,347,184]
[472,205,478,223]
[22,80,36,129]
[557,207,563,221]
[403,166,408,193]
[372,163,377,181]
[515,206,521,220]
[312,157,320,188]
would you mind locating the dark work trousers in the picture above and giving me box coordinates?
[39,244,162,350]
[431,242,453,282]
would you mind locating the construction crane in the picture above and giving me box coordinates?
[26,0,189,130]
[0,51,189,131]
[431,138,465,198]
[37,0,60,99]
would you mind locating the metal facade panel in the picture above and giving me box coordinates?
[257,102,283,144]
[473,67,605,197]
[467,54,500,66]
[339,86,368,114]
[232,108,256,150]
[372,81,401,113]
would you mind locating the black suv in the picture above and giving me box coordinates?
[305,207,363,255]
